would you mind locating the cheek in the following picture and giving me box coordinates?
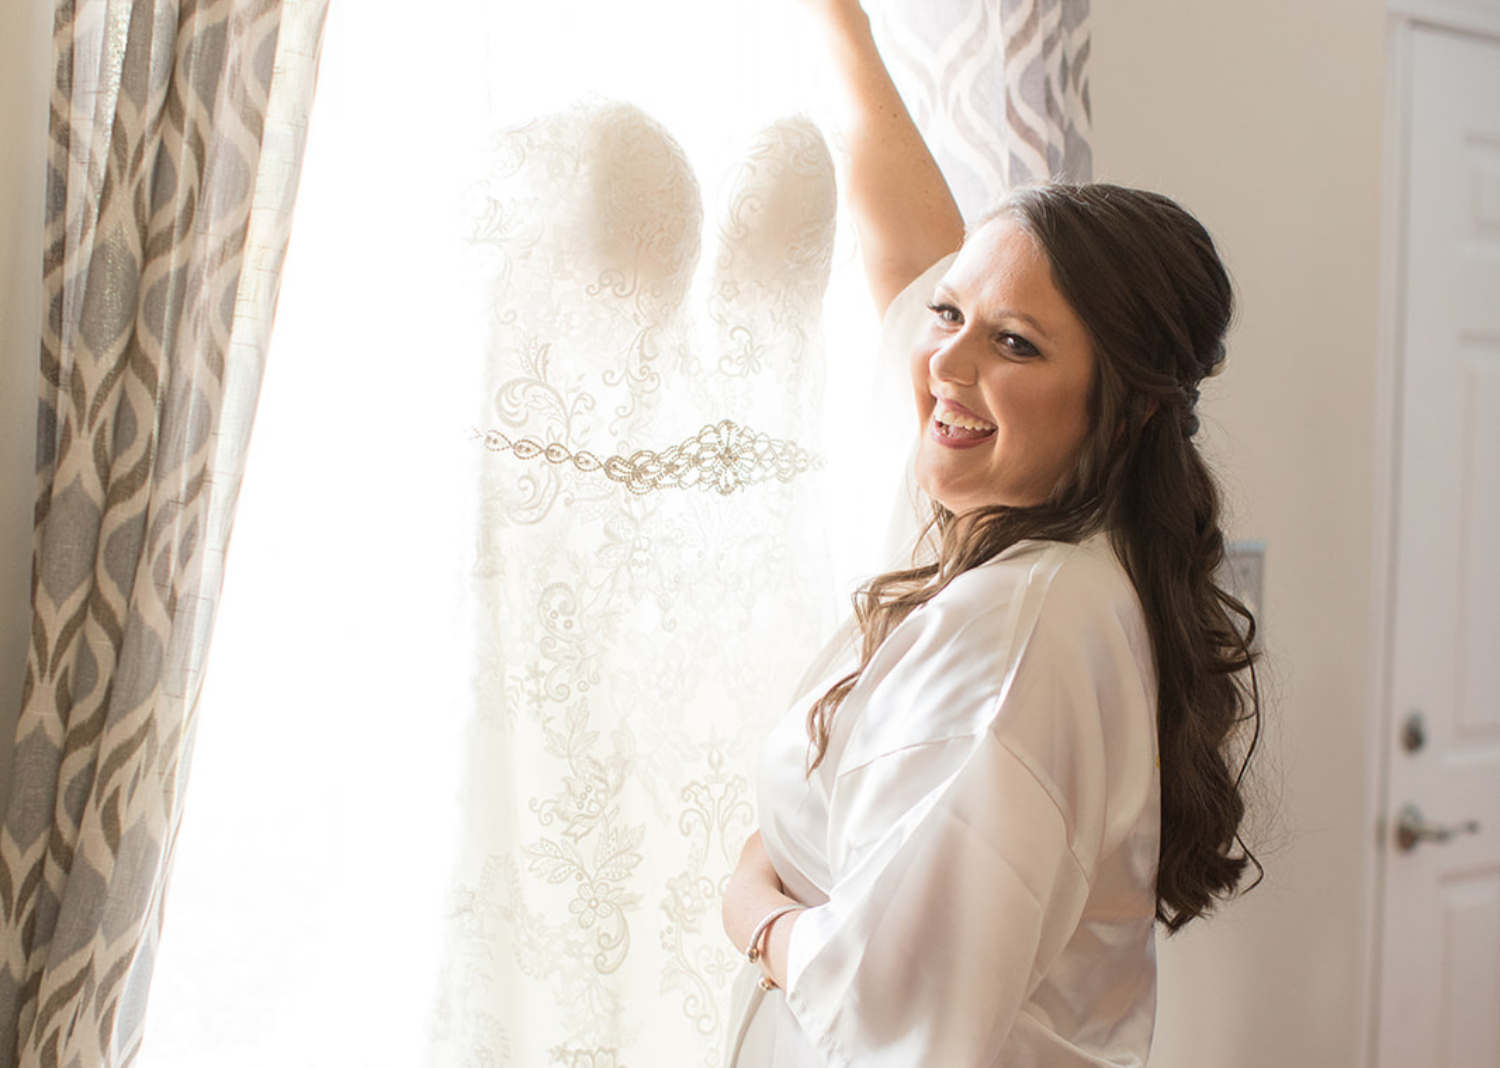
[1045,385,1089,445]
[1059,383,1094,437]
[1054,386,1095,463]
[1011,377,1092,457]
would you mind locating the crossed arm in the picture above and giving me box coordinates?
[722,830,801,989]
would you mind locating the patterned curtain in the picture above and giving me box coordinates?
[874,0,1093,219]
[0,2,326,1065]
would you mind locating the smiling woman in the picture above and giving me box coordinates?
[912,218,1097,514]
[729,180,1262,1068]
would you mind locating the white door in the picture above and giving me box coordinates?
[1376,25,1500,1068]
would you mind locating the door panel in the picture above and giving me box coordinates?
[1459,345,1500,736]
[1377,25,1500,1068]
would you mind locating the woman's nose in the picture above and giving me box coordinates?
[927,335,977,386]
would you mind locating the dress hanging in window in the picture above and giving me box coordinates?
[434,100,841,1068]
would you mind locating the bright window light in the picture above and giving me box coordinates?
[137,4,886,1067]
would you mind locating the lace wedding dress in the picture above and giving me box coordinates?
[432,100,842,1068]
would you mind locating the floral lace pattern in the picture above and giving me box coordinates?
[432,101,838,1068]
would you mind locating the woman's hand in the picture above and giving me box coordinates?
[792,0,964,316]
[723,831,803,990]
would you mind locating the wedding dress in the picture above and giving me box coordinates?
[435,101,843,1068]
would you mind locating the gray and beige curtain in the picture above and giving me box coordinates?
[875,0,1093,218]
[0,2,326,1065]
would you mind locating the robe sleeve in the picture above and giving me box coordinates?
[779,543,1156,1068]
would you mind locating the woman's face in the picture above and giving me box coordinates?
[911,217,1096,515]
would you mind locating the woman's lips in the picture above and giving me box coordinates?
[931,399,997,447]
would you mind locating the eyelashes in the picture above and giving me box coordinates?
[926,301,1042,358]
[927,300,962,325]
[997,333,1041,358]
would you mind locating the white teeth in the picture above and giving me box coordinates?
[935,407,996,432]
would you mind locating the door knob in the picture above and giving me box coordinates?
[1401,711,1426,753]
[1395,803,1480,852]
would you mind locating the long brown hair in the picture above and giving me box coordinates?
[807,183,1261,932]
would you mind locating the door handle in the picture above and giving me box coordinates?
[1395,803,1480,852]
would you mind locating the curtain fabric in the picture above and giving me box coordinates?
[874,0,1093,219]
[0,2,326,1065]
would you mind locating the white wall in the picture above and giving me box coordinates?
[1090,3,1387,1066]
[0,0,50,819]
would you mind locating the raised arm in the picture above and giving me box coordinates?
[800,0,966,316]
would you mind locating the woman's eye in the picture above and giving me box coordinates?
[997,332,1041,358]
[926,301,962,325]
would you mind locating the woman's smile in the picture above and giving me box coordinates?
[930,399,997,444]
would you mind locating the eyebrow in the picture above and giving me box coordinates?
[934,282,1053,341]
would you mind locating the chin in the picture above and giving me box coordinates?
[923,487,985,517]
[928,486,1044,516]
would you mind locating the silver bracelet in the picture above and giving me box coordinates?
[745,904,803,989]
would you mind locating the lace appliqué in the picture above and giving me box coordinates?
[478,419,818,496]
[439,100,839,1068]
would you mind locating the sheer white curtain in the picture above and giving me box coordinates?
[136,6,493,1065]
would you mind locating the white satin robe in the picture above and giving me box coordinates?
[726,264,1161,1068]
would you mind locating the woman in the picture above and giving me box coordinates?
[720,2,1260,1066]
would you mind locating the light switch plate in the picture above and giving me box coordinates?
[1223,539,1266,635]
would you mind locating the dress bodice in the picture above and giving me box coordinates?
[473,99,837,483]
